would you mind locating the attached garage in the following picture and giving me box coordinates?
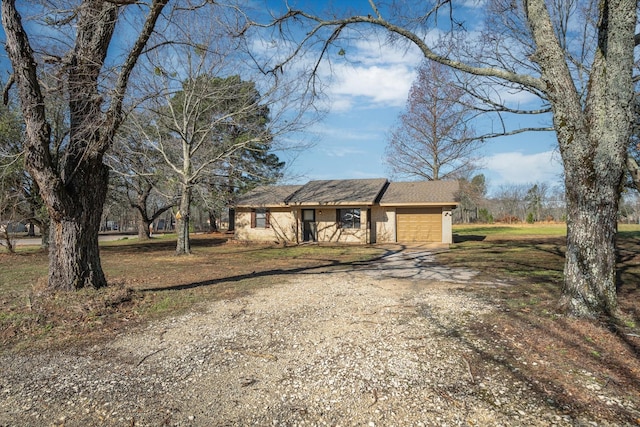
[396,207,442,242]
[379,181,459,245]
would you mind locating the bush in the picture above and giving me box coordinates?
[526,212,535,224]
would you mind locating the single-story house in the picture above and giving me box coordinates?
[233,178,459,245]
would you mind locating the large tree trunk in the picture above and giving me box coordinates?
[47,159,109,290]
[525,0,634,317]
[137,214,152,240]
[176,186,192,255]
[3,0,167,291]
[561,168,621,316]
[134,193,152,240]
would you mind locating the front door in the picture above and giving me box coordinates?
[302,209,316,242]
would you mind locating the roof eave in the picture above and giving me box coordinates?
[379,202,460,207]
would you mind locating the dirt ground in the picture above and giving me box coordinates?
[0,248,638,426]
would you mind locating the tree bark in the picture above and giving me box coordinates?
[134,191,152,240]
[176,186,192,255]
[48,158,109,290]
[525,0,636,317]
[137,214,152,240]
[628,156,640,191]
[562,174,620,316]
[209,211,219,232]
[2,0,167,291]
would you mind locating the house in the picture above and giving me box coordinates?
[233,178,459,245]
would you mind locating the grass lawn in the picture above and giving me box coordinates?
[1,226,639,423]
[0,234,383,351]
[435,223,640,423]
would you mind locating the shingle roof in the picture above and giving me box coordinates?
[379,180,460,205]
[235,185,302,207]
[286,178,388,206]
[234,179,459,208]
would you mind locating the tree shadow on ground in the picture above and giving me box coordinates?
[426,294,640,424]
[100,237,229,254]
[453,234,486,243]
[140,246,405,292]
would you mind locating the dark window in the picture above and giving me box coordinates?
[338,208,361,229]
[251,209,270,228]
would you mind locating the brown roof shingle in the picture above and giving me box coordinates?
[235,185,302,207]
[379,180,460,205]
[235,179,459,208]
[286,178,388,206]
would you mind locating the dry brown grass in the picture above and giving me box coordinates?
[0,234,383,352]
[2,229,639,424]
[436,227,640,425]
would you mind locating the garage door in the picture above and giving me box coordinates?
[396,208,442,242]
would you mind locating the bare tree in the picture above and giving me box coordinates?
[249,0,636,317]
[525,182,550,222]
[456,174,488,223]
[136,66,281,254]
[2,0,168,290]
[106,120,179,240]
[386,60,479,180]
[494,184,528,223]
[131,9,313,255]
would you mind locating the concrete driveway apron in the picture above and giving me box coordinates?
[361,247,479,283]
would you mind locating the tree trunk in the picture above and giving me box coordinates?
[209,210,218,232]
[176,186,191,255]
[561,173,620,316]
[134,193,151,240]
[47,160,109,290]
[137,214,151,240]
[523,0,634,317]
[40,220,49,249]
[628,157,640,191]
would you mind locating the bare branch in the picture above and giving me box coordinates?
[105,0,169,145]
[251,8,547,92]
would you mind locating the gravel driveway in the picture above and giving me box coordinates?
[0,249,583,426]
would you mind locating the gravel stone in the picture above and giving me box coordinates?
[0,250,612,426]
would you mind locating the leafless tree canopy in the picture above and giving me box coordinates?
[386,60,479,181]
[246,0,637,318]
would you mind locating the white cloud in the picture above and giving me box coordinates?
[321,146,367,157]
[483,150,563,187]
[348,38,424,67]
[329,65,416,108]
[318,34,424,111]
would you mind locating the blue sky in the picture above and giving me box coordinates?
[263,1,566,195]
[0,0,565,196]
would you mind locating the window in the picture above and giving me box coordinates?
[251,209,270,228]
[338,208,361,229]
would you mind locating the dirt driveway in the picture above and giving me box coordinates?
[0,250,611,426]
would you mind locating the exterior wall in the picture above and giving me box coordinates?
[442,207,454,244]
[234,207,298,243]
[235,204,456,245]
[377,206,455,244]
[315,207,369,244]
[372,206,396,243]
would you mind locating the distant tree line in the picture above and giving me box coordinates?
[454,174,640,225]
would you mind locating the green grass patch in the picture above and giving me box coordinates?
[454,223,568,237]
[440,225,639,324]
[454,222,640,239]
[0,251,48,292]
